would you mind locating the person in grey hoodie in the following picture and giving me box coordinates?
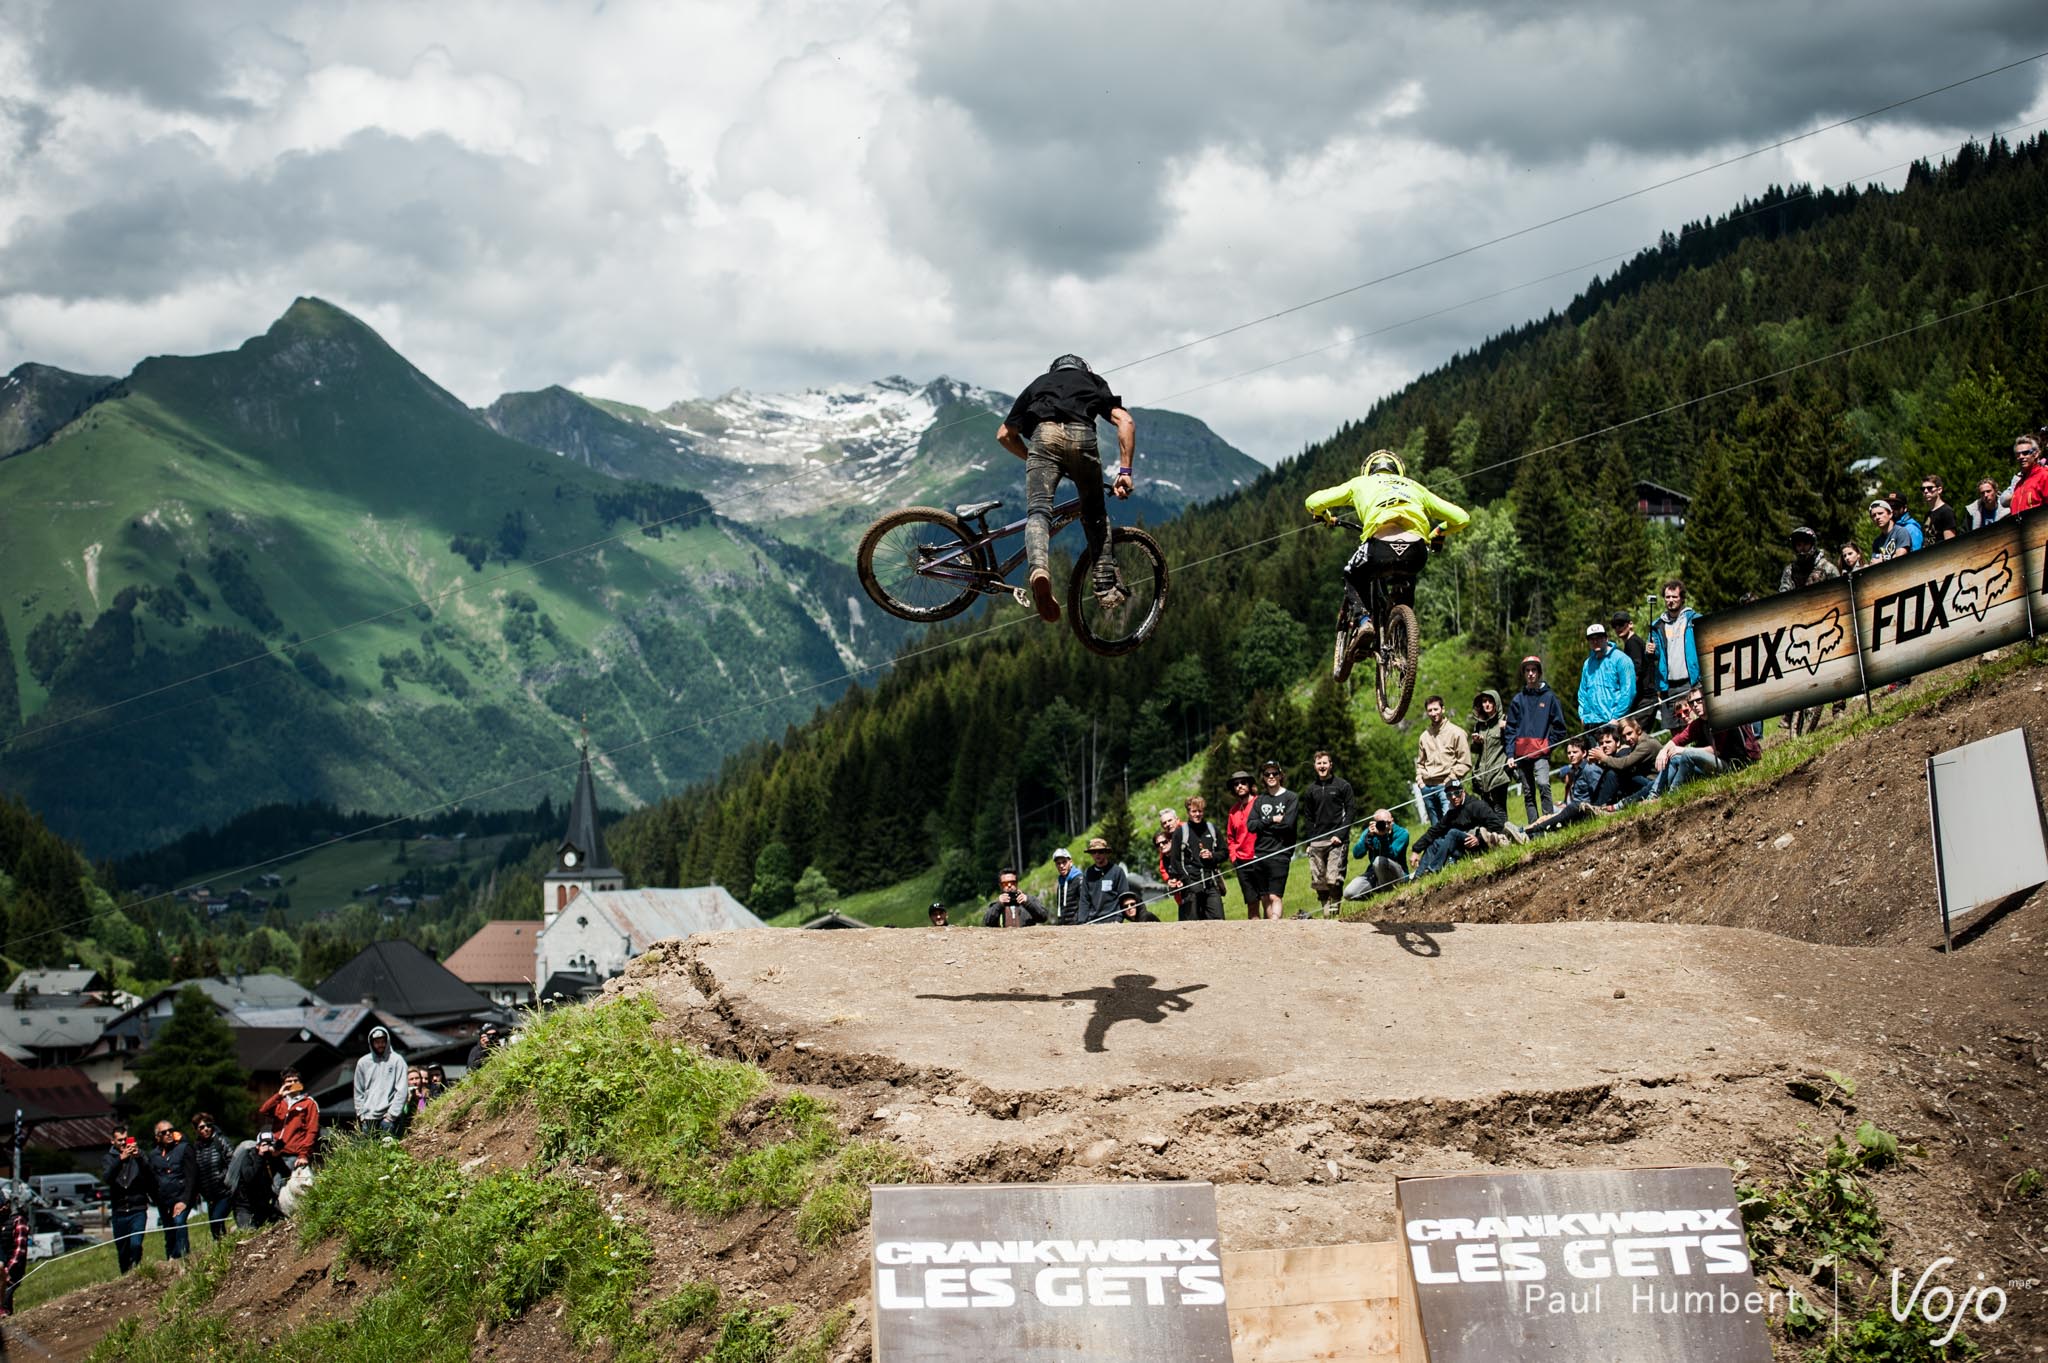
[354,1026,408,1136]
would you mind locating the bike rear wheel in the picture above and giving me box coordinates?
[856,507,986,622]
[1374,603,1420,722]
[1068,527,1169,656]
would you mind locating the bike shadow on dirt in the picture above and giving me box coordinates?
[1370,920,1456,958]
[916,974,1207,1054]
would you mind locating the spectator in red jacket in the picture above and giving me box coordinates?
[1224,770,1259,918]
[0,1188,29,1317]
[257,1067,320,1166]
[2012,434,2048,514]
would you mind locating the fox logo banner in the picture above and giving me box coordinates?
[1398,1166,1773,1363]
[1697,576,1860,728]
[870,1182,1233,1363]
[1855,517,2029,687]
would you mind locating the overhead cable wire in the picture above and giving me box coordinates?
[12,276,2038,960]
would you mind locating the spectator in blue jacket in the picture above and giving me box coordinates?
[1577,623,1636,729]
[1503,655,1569,824]
[1644,580,1702,729]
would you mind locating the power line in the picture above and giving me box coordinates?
[14,71,2038,751]
[13,274,2038,961]
[1098,49,2048,377]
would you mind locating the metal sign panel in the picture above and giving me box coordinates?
[1397,1166,1772,1363]
[2020,507,2048,634]
[1927,726,2048,942]
[1696,576,1860,729]
[1853,516,2029,688]
[871,1182,1233,1363]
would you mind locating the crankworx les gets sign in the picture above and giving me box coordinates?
[870,1182,1232,1363]
[1699,513,2038,728]
[1399,1166,1772,1362]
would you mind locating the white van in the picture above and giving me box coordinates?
[29,1173,105,1207]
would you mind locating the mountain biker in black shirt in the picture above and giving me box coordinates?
[996,355,1136,624]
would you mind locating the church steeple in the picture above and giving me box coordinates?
[543,740,623,922]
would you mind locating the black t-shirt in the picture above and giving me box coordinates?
[1004,369,1124,438]
[1927,503,1957,540]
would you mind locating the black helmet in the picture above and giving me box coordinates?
[1049,354,1090,374]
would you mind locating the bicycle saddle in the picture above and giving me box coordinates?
[955,499,1002,519]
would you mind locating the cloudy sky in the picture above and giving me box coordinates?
[0,1,2042,461]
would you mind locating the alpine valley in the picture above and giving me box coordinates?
[0,299,1261,856]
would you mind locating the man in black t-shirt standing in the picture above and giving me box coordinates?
[1920,474,1958,542]
[996,354,1137,623]
[1246,760,1301,919]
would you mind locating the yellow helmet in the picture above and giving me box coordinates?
[1362,449,1404,477]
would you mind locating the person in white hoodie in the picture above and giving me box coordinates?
[354,1026,408,1136]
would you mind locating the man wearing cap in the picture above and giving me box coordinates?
[927,902,951,927]
[1246,761,1301,919]
[1608,611,1653,717]
[1077,837,1129,925]
[1048,849,1084,925]
[1503,656,1568,824]
[1413,696,1471,827]
[982,868,1048,927]
[996,355,1138,622]
[355,1025,408,1136]
[1223,770,1260,918]
[1779,527,1840,594]
[1412,779,1509,877]
[1167,795,1226,921]
[1577,623,1636,730]
[1115,890,1161,924]
[1642,580,1700,730]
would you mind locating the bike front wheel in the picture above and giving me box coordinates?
[855,507,986,622]
[1374,602,1420,722]
[1068,527,1169,656]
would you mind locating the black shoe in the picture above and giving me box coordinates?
[1029,569,1060,623]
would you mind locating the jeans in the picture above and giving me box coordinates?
[207,1196,233,1241]
[160,1205,190,1259]
[1023,422,1108,577]
[1415,832,1476,877]
[1514,757,1554,822]
[1649,748,1721,797]
[1418,785,1449,826]
[112,1209,149,1273]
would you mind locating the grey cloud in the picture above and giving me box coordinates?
[18,0,284,115]
[898,0,2043,270]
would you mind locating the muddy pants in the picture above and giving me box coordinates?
[1024,421,1109,577]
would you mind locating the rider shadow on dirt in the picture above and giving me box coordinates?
[916,974,1207,1054]
[1371,920,1455,958]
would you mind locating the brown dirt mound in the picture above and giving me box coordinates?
[1386,657,2048,948]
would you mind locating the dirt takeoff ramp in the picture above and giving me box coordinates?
[665,919,1885,1249]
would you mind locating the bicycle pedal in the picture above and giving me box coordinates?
[1011,586,1033,609]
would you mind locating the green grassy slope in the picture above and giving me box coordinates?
[0,300,905,855]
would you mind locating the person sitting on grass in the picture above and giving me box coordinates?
[1115,890,1161,923]
[1524,739,1601,836]
[1412,780,1510,877]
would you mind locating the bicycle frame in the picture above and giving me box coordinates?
[917,496,1088,596]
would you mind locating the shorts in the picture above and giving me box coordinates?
[1245,853,1291,899]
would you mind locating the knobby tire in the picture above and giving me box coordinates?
[855,507,985,622]
[1375,603,1420,722]
[1067,527,1169,656]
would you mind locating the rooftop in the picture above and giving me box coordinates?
[549,886,764,950]
[444,920,540,985]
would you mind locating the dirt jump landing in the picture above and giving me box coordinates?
[682,920,1848,1102]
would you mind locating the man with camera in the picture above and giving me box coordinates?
[981,868,1048,926]
[100,1121,156,1274]
[257,1067,320,1168]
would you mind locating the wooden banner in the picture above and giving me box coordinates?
[1397,1166,1773,1363]
[871,1182,1233,1363]
[1853,515,2029,688]
[1695,574,1860,729]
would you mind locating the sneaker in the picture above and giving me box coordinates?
[1028,568,1060,623]
[1352,616,1376,651]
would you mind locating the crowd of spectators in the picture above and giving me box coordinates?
[957,430,2046,924]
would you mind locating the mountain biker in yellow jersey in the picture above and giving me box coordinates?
[1305,450,1469,645]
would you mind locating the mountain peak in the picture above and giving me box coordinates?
[268,296,382,346]
[1,362,117,460]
